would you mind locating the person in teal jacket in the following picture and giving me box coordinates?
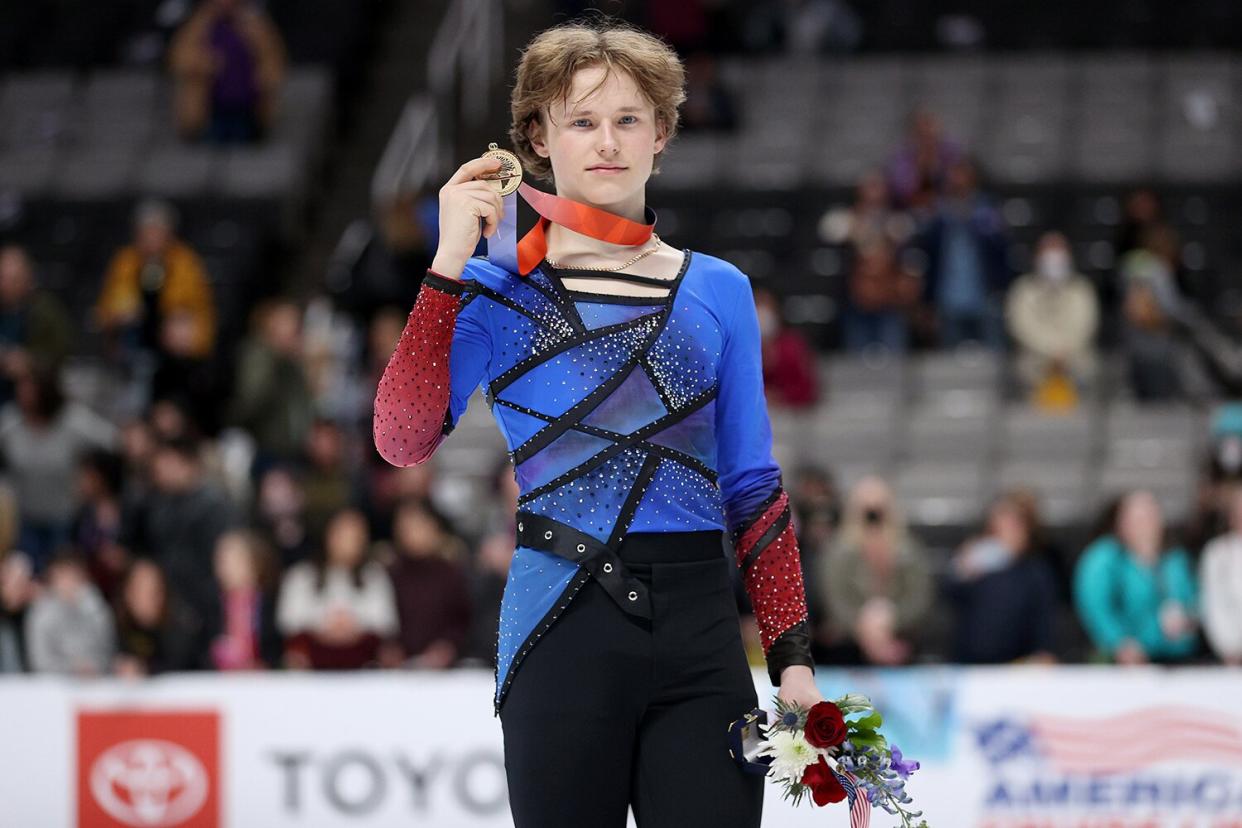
[1074,490,1198,663]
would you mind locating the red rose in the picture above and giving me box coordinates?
[800,756,847,806]
[804,701,848,749]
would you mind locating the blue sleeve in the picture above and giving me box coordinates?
[714,267,782,534]
[1073,538,1126,654]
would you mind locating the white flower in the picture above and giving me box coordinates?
[756,728,823,784]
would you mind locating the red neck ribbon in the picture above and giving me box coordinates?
[514,183,656,276]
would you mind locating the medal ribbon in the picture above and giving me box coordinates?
[488,183,656,276]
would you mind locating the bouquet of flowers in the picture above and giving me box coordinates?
[730,694,927,827]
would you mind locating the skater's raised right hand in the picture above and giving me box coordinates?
[429,157,506,281]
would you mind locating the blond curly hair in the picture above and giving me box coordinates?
[509,20,686,183]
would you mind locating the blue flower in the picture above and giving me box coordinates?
[889,746,920,779]
[782,711,800,728]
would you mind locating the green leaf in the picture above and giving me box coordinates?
[851,710,883,731]
[849,731,888,748]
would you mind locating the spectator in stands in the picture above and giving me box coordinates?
[24,552,115,676]
[789,464,838,659]
[841,240,920,353]
[679,52,738,133]
[754,287,819,408]
[914,158,1011,349]
[72,449,128,603]
[818,476,932,666]
[388,497,472,669]
[113,559,203,676]
[169,0,287,144]
[1115,187,1173,262]
[886,109,963,210]
[1118,237,1187,400]
[0,245,73,401]
[464,457,519,665]
[277,507,399,670]
[125,436,234,627]
[946,491,1059,664]
[96,200,217,416]
[253,465,311,569]
[1186,404,1242,555]
[1005,231,1100,406]
[1074,491,1198,664]
[742,0,863,54]
[1199,487,1242,665]
[208,528,281,670]
[842,170,915,252]
[0,366,117,573]
[229,298,314,473]
[0,551,36,673]
[302,418,355,545]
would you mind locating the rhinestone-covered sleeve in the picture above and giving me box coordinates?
[733,487,814,685]
[716,267,813,685]
[373,270,487,467]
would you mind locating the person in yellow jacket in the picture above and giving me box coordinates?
[95,200,217,361]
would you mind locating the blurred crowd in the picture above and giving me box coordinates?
[0,196,517,675]
[755,107,1231,412]
[3,0,1242,682]
[1,174,1240,679]
[791,465,1242,670]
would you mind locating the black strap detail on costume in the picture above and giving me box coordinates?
[495,397,718,484]
[489,311,664,396]
[439,408,455,436]
[515,511,652,620]
[731,486,785,545]
[546,268,680,288]
[607,453,661,547]
[513,385,718,502]
[422,271,466,295]
[765,619,815,687]
[472,283,555,329]
[740,502,791,574]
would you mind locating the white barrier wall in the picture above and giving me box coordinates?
[3,667,1242,828]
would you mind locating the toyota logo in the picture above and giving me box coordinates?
[89,739,209,827]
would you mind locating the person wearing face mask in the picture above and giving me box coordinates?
[1005,232,1099,402]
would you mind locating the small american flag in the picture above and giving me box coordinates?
[1030,707,1242,775]
[832,769,871,828]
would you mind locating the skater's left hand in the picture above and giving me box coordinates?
[776,665,823,709]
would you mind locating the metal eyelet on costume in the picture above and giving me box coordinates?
[544,530,553,539]
[576,543,586,553]
[518,522,524,531]
[602,562,613,573]
[628,591,638,601]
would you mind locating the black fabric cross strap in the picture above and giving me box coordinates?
[515,511,652,619]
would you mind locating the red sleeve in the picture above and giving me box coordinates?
[372,271,468,467]
[733,487,815,685]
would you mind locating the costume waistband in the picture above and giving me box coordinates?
[615,530,724,564]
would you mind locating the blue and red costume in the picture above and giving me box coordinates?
[373,250,814,718]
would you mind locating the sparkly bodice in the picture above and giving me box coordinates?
[373,250,810,714]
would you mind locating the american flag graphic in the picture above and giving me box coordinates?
[832,769,871,828]
[1030,707,1242,775]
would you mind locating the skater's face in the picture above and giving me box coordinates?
[529,64,666,217]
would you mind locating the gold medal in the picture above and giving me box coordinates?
[479,142,523,196]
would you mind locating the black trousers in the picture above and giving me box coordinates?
[499,530,763,828]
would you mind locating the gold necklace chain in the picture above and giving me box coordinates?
[544,233,662,273]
